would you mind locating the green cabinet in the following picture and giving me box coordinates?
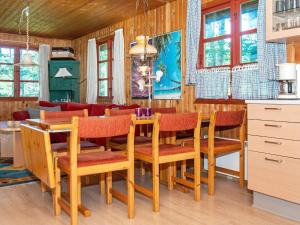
[48,60,80,102]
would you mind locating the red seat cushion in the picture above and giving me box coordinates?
[39,101,68,111]
[200,138,241,153]
[66,102,92,114]
[52,141,100,153]
[135,144,194,156]
[111,136,152,145]
[58,151,127,167]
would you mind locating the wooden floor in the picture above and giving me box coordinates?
[0,174,299,225]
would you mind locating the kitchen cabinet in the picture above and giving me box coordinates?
[266,0,300,42]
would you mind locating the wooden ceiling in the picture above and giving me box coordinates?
[0,0,170,40]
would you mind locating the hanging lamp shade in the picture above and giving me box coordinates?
[129,35,157,57]
[15,52,39,67]
[55,68,72,78]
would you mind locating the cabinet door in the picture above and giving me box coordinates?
[49,60,80,79]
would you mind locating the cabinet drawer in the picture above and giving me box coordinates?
[248,151,300,204]
[248,104,300,122]
[248,135,300,159]
[248,120,300,140]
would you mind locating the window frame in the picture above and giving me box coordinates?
[197,0,258,69]
[0,45,39,100]
[97,37,114,100]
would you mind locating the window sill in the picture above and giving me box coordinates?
[194,99,246,105]
[0,97,38,102]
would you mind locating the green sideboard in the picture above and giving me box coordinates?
[48,60,80,102]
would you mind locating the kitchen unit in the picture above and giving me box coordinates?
[247,100,300,222]
[267,0,300,42]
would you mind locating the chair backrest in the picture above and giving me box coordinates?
[105,108,135,116]
[215,110,245,127]
[40,109,88,120]
[20,124,55,189]
[158,113,199,132]
[69,115,136,167]
[152,107,176,114]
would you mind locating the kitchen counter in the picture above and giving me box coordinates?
[246,99,300,105]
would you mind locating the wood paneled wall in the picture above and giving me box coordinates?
[0,32,72,120]
[72,0,245,114]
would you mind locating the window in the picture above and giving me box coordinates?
[0,46,39,98]
[198,0,258,68]
[97,38,113,99]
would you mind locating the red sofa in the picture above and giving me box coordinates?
[13,101,140,144]
[13,101,140,120]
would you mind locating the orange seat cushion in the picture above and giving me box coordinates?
[111,136,152,145]
[52,141,100,153]
[200,138,241,154]
[58,151,127,168]
[135,144,194,156]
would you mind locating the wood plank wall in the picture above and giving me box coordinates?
[0,32,72,120]
[72,0,245,138]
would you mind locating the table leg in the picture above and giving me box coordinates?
[13,131,25,168]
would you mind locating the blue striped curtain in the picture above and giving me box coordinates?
[196,69,230,99]
[232,0,286,99]
[185,0,201,85]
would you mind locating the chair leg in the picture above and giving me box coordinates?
[208,153,215,196]
[106,172,112,204]
[181,160,186,179]
[100,173,105,195]
[152,162,160,212]
[70,173,78,225]
[167,163,174,191]
[140,161,146,176]
[239,147,245,188]
[40,181,47,193]
[194,155,201,201]
[54,166,61,216]
[77,177,81,206]
[127,166,135,218]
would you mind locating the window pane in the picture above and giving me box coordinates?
[20,82,39,97]
[99,62,108,78]
[0,82,14,97]
[0,65,14,80]
[99,80,108,97]
[0,47,14,64]
[20,66,39,81]
[241,33,258,63]
[20,49,39,64]
[241,1,258,32]
[99,43,108,61]
[205,8,231,38]
[204,38,231,67]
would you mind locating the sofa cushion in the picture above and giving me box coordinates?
[89,104,106,116]
[39,101,68,111]
[119,104,140,110]
[12,111,30,121]
[66,102,92,114]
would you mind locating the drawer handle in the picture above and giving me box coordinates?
[265,157,283,163]
[264,140,282,145]
[264,107,282,111]
[264,124,282,128]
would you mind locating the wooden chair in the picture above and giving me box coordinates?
[40,109,102,157]
[54,115,136,225]
[134,112,202,212]
[105,108,152,151]
[183,110,246,196]
[20,124,57,212]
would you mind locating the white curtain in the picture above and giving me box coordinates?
[38,44,50,101]
[86,38,98,104]
[112,28,126,105]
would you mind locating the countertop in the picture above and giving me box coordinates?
[246,99,300,105]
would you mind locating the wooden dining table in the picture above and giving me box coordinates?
[26,115,157,132]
